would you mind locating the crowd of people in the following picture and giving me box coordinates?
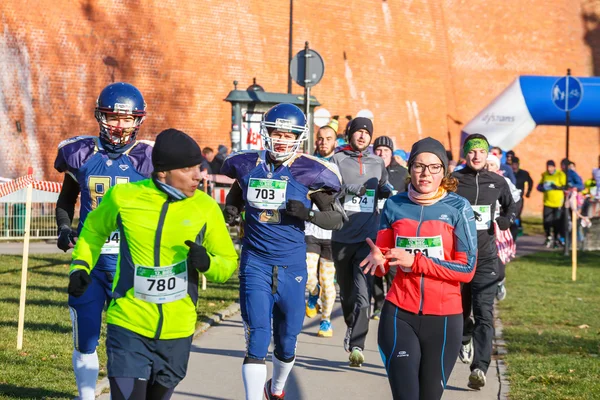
[56,82,598,400]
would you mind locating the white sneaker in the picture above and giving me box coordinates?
[468,368,486,390]
[459,338,474,364]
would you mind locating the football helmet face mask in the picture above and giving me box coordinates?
[95,82,147,147]
[260,103,308,161]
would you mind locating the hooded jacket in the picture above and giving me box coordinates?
[331,145,391,243]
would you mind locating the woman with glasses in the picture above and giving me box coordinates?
[360,137,478,400]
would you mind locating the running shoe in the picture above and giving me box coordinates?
[459,338,474,364]
[496,280,507,301]
[305,292,319,319]
[468,368,486,390]
[545,235,553,248]
[343,327,352,353]
[349,347,365,367]
[371,309,381,320]
[264,378,285,399]
[317,319,333,338]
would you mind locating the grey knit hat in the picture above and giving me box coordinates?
[373,136,394,152]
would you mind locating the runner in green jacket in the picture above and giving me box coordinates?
[68,128,238,400]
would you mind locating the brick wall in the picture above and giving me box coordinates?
[1,0,599,216]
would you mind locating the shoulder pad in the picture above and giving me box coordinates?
[54,136,98,173]
[57,135,97,150]
[221,151,262,179]
[126,141,154,178]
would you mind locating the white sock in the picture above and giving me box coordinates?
[271,354,295,396]
[242,362,267,400]
[72,349,99,400]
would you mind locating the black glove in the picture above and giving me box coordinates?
[495,216,511,231]
[68,270,91,298]
[185,240,211,273]
[57,225,77,252]
[223,205,240,226]
[285,200,311,221]
[356,185,367,197]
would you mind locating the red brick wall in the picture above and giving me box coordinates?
[1,0,599,215]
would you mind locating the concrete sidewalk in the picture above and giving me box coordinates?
[0,240,61,254]
[173,301,501,400]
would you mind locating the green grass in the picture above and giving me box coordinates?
[0,254,239,399]
[521,216,545,237]
[499,251,600,399]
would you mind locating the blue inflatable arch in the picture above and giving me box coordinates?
[461,75,600,150]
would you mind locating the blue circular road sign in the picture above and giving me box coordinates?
[551,76,583,112]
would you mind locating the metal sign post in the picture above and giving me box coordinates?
[551,69,583,263]
[290,43,325,155]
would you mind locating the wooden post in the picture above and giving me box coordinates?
[572,206,577,281]
[17,182,33,349]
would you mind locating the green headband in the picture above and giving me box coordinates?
[463,138,489,157]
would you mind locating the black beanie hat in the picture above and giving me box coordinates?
[373,136,394,152]
[346,117,373,138]
[407,137,449,173]
[152,129,204,172]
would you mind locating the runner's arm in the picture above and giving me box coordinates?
[308,191,345,230]
[70,186,120,274]
[56,174,80,229]
[200,200,239,283]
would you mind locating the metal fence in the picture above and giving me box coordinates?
[0,202,60,240]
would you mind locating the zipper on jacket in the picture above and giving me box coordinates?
[416,206,425,314]
[358,152,363,175]
[153,200,170,340]
[475,172,480,205]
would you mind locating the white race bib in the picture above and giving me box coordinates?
[396,235,445,272]
[134,261,188,304]
[247,178,287,210]
[377,190,398,210]
[344,189,375,213]
[471,205,492,230]
[101,230,120,255]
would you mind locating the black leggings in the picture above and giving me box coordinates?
[109,377,175,400]
[378,301,462,400]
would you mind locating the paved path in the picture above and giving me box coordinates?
[173,302,500,400]
[0,240,61,254]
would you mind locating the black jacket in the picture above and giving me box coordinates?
[452,167,517,263]
[387,159,409,193]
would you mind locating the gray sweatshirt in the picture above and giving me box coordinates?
[331,146,391,244]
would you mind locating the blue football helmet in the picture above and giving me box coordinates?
[260,103,308,160]
[95,82,147,147]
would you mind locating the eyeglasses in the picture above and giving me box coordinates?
[411,163,443,174]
